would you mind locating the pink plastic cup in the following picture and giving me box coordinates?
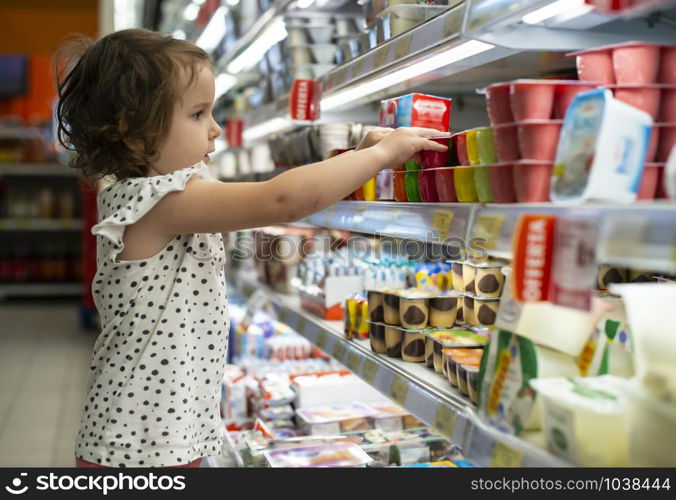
[637,163,659,200]
[613,44,661,85]
[493,123,520,163]
[660,89,676,123]
[517,121,562,162]
[554,83,597,119]
[419,169,439,202]
[646,126,659,163]
[576,50,614,84]
[513,162,553,203]
[659,46,676,84]
[421,138,449,169]
[510,81,556,121]
[488,164,517,203]
[486,84,514,125]
[657,124,676,162]
[452,132,470,166]
[435,168,457,202]
[613,86,661,119]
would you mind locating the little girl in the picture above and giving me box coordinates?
[57,28,445,468]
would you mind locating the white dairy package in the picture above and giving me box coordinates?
[551,88,653,203]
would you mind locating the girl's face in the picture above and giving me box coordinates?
[152,64,221,175]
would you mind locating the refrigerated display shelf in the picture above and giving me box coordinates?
[0,163,75,177]
[0,219,82,231]
[0,283,81,299]
[229,272,570,467]
[300,201,676,274]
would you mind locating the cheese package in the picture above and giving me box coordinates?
[264,442,373,468]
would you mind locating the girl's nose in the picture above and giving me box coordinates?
[209,117,222,140]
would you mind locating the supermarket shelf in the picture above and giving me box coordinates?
[0,219,82,231]
[0,283,82,299]
[468,202,676,274]
[300,201,676,274]
[230,272,568,467]
[0,163,75,177]
[302,201,474,245]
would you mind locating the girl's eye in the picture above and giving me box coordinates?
[192,111,203,119]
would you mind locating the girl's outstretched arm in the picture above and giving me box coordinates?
[139,127,446,236]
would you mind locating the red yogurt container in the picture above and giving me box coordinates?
[612,43,661,85]
[485,83,514,125]
[393,169,408,202]
[574,49,614,84]
[612,85,661,119]
[418,169,440,202]
[637,163,661,200]
[421,137,450,169]
[657,123,676,162]
[510,80,556,121]
[517,120,563,162]
[488,164,517,203]
[660,89,676,123]
[493,123,520,163]
[513,161,553,203]
[660,46,676,84]
[452,132,470,166]
[554,82,598,119]
[434,168,457,202]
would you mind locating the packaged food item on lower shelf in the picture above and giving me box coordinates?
[477,330,581,435]
[457,357,481,397]
[425,330,487,374]
[401,329,426,362]
[443,349,483,388]
[296,402,377,435]
[264,442,373,467]
[368,403,409,432]
[385,324,403,357]
[530,375,628,467]
[369,321,387,354]
[551,88,653,204]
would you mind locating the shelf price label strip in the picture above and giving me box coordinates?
[389,374,409,406]
[315,330,329,350]
[431,209,454,239]
[491,441,525,468]
[472,213,506,252]
[332,341,346,362]
[433,404,458,439]
[346,349,361,373]
[361,358,379,385]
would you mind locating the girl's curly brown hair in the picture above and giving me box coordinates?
[55,28,210,180]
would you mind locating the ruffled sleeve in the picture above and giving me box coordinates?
[92,163,208,262]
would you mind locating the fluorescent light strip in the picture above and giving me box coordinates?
[215,73,237,100]
[321,40,495,112]
[243,117,292,142]
[522,0,585,24]
[227,17,288,74]
[296,0,318,8]
[196,6,228,52]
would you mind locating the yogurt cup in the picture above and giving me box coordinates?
[554,82,598,119]
[453,167,478,202]
[660,89,676,123]
[420,137,449,169]
[473,166,494,203]
[657,123,676,162]
[405,169,421,202]
[659,46,676,84]
[476,127,498,165]
[488,163,517,203]
[452,132,470,166]
[513,161,553,203]
[484,83,514,125]
[612,42,661,85]
[465,129,481,166]
[402,329,426,363]
[517,120,563,162]
[573,48,614,84]
[418,169,439,202]
[510,80,556,121]
[369,322,387,354]
[637,163,661,200]
[493,123,520,163]
[434,167,457,202]
[611,85,662,119]
[393,169,408,202]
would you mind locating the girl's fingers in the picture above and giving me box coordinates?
[410,127,447,138]
[423,139,448,151]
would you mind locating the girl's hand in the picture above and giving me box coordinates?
[355,127,394,151]
[373,127,447,168]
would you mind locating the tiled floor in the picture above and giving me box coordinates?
[0,300,96,467]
